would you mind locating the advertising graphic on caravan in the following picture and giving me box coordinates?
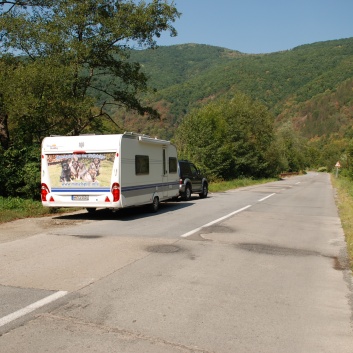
[47,153,115,189]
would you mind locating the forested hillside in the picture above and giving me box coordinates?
[118,38,353,140]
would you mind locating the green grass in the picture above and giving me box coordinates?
[331,175,353,271]
[209,178,277,193]
[0,197,80,224]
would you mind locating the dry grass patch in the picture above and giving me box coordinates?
[331,175,353,271]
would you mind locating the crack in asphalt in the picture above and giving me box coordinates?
[39,313,216,353]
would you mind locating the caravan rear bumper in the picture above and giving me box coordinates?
[42,191,121,208]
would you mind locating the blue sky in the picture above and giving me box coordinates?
[156,0,353,53]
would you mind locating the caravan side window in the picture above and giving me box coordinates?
[169,157,177,173]
[135,155,149,175]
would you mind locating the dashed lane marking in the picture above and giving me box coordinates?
[258,193,276,202]
[180,205,252,238]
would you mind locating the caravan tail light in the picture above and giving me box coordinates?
[111,182,120,202]
[41,183,50,201]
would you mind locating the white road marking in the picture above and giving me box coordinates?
[0,290,68,328]
[180,205,252,238]
[258,193,276,202]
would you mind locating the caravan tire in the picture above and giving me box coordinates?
[150,196,159,213]
[86,208,96,213]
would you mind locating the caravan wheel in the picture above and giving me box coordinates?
[150,196,160,213]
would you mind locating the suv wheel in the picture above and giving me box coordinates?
[182,185,192,201]
[199,183,208,199]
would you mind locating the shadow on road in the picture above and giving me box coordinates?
[53,199,195,222]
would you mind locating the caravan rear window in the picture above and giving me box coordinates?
[135,155,149,175]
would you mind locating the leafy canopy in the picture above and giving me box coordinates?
[0,0,180,138]
[174,93,279,180]
[0,1,180,199]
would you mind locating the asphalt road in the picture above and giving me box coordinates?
[0,172,352,352]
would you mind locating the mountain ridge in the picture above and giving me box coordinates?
[110,37,353,140]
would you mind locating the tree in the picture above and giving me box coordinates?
[0,0,180,141]
[175,102,234,180]
[223,93,275,178]
[174,93,277,180]
[275,122,308,172]
[0,1,179,199]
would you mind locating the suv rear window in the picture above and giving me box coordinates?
[179,162,191,176]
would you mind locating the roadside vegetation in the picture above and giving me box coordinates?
[0,197,77,224]
[208,178,277,193]
[331,175,353,271]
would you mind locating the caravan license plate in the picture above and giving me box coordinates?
[72,195,89,201]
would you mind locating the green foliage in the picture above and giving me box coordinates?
[307,136,348,172]
[127,40,353,179]
[0,144,41,199]
[108,40,353,157]
[274,122,308,172]
[174,93,278,180]
[0,1,180,200]
[209,178,277,193]
[119,38,353,124]
[279,78,353,139]
[0,196,70,223]
[346,139,353,179]
[129,44,240,91]
[317,167,328,173]
[0,0,180,142]
[0,196,37,210]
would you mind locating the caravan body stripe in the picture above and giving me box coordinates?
[122,182,179,192]
[51,182,179,193]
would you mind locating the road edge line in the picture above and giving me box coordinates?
[0,290,68,328]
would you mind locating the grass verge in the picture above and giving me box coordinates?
[209,178,277,193]
[0,197,80,224]
[331,175,353,271]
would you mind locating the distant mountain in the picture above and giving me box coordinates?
[109,38,353,140]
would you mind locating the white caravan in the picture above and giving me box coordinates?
[41,132,179,212]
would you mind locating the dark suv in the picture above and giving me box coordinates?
[178,160,208,200]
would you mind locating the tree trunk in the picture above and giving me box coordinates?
[0,113,9,150]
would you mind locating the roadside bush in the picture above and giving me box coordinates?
[317,167,328,172]
[0,145,41,199]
